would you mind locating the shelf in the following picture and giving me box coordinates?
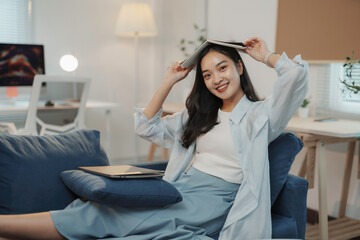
[306,217,360,239]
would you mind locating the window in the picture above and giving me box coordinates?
[329,63,360,114]
[0,0,32,43]
[0,0,33,104]
[315,63,360,119]
[339,63,360,102]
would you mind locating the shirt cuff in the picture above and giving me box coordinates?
[274,52,308,74]
[134,107,163,124]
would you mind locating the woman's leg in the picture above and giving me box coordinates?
[0,212,66,240]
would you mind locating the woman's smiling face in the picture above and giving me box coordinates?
[201,49,244,108]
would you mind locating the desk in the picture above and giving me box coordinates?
[286,117,360,239]
[0,100,120,154]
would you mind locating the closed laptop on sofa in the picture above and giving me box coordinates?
[78,165,164,179]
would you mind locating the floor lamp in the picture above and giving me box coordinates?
[60,54,79,99]
[115,2,157,161]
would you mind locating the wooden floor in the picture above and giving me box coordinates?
[306,217,360,239]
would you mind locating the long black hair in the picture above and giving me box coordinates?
[181,44,260,148]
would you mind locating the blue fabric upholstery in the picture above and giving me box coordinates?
[60,170,182,207]
[268,132,304,206]
[0,130,109,214]
[272,174,309,239]
[271,214,298,239]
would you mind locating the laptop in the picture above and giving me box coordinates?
[78,165,165,179]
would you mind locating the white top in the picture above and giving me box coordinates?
[192,109,244,184]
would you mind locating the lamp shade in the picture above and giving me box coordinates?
[115,3,157,37]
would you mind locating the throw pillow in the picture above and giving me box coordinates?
[0,130,109,214]
[269,132,303,206]
[60,170,183,207]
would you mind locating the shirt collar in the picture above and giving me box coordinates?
[229,95,253,124]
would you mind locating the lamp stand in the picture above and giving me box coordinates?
[134,33,139,162]
[72,71,78,100]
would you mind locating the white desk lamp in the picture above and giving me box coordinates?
[60,54,79,99]
[115,2,157,161]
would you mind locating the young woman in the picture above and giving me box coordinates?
[0,37,307,239]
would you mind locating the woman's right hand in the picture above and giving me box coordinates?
[243,37,270,64]
[163,61,193,87]
[143,62,193,119]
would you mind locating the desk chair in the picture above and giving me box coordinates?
[0,122,17,134]
[20,75,91,136]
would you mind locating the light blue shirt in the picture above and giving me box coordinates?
[134,53,308,239]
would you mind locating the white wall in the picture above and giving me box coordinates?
[32,0,360,220]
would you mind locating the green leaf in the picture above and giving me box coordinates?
[180,39,185,44]
[181,47,186,51]
[194,24,198,30]
[301,98,310,108]
[346,56,351,61]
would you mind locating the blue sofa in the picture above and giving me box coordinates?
[0,130,308,239]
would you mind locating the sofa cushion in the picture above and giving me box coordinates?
[271,213,298,239]
[60,170,183,207]
[0,130,109,214]
[61,170,182,207]
[269,132,303,206]
[271,174,309,239]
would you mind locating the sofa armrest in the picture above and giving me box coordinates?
[271,174,308,239]
[0,130,109,214]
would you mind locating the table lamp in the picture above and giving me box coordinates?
[60,54,79,99]
[115,2,157,161]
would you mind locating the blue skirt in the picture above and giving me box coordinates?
[50,167,240,240]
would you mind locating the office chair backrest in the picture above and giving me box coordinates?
[22,75,91,136]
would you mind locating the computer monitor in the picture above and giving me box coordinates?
[0,43,45,87]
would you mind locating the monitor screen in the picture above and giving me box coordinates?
[0,43,45,86]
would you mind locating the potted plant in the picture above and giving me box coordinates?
[340,51,360,95]
[298,97,311,118]
[179,24,207,58]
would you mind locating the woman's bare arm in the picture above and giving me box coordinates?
[143,62,193,120]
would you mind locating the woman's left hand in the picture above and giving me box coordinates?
[243,37,271,64]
